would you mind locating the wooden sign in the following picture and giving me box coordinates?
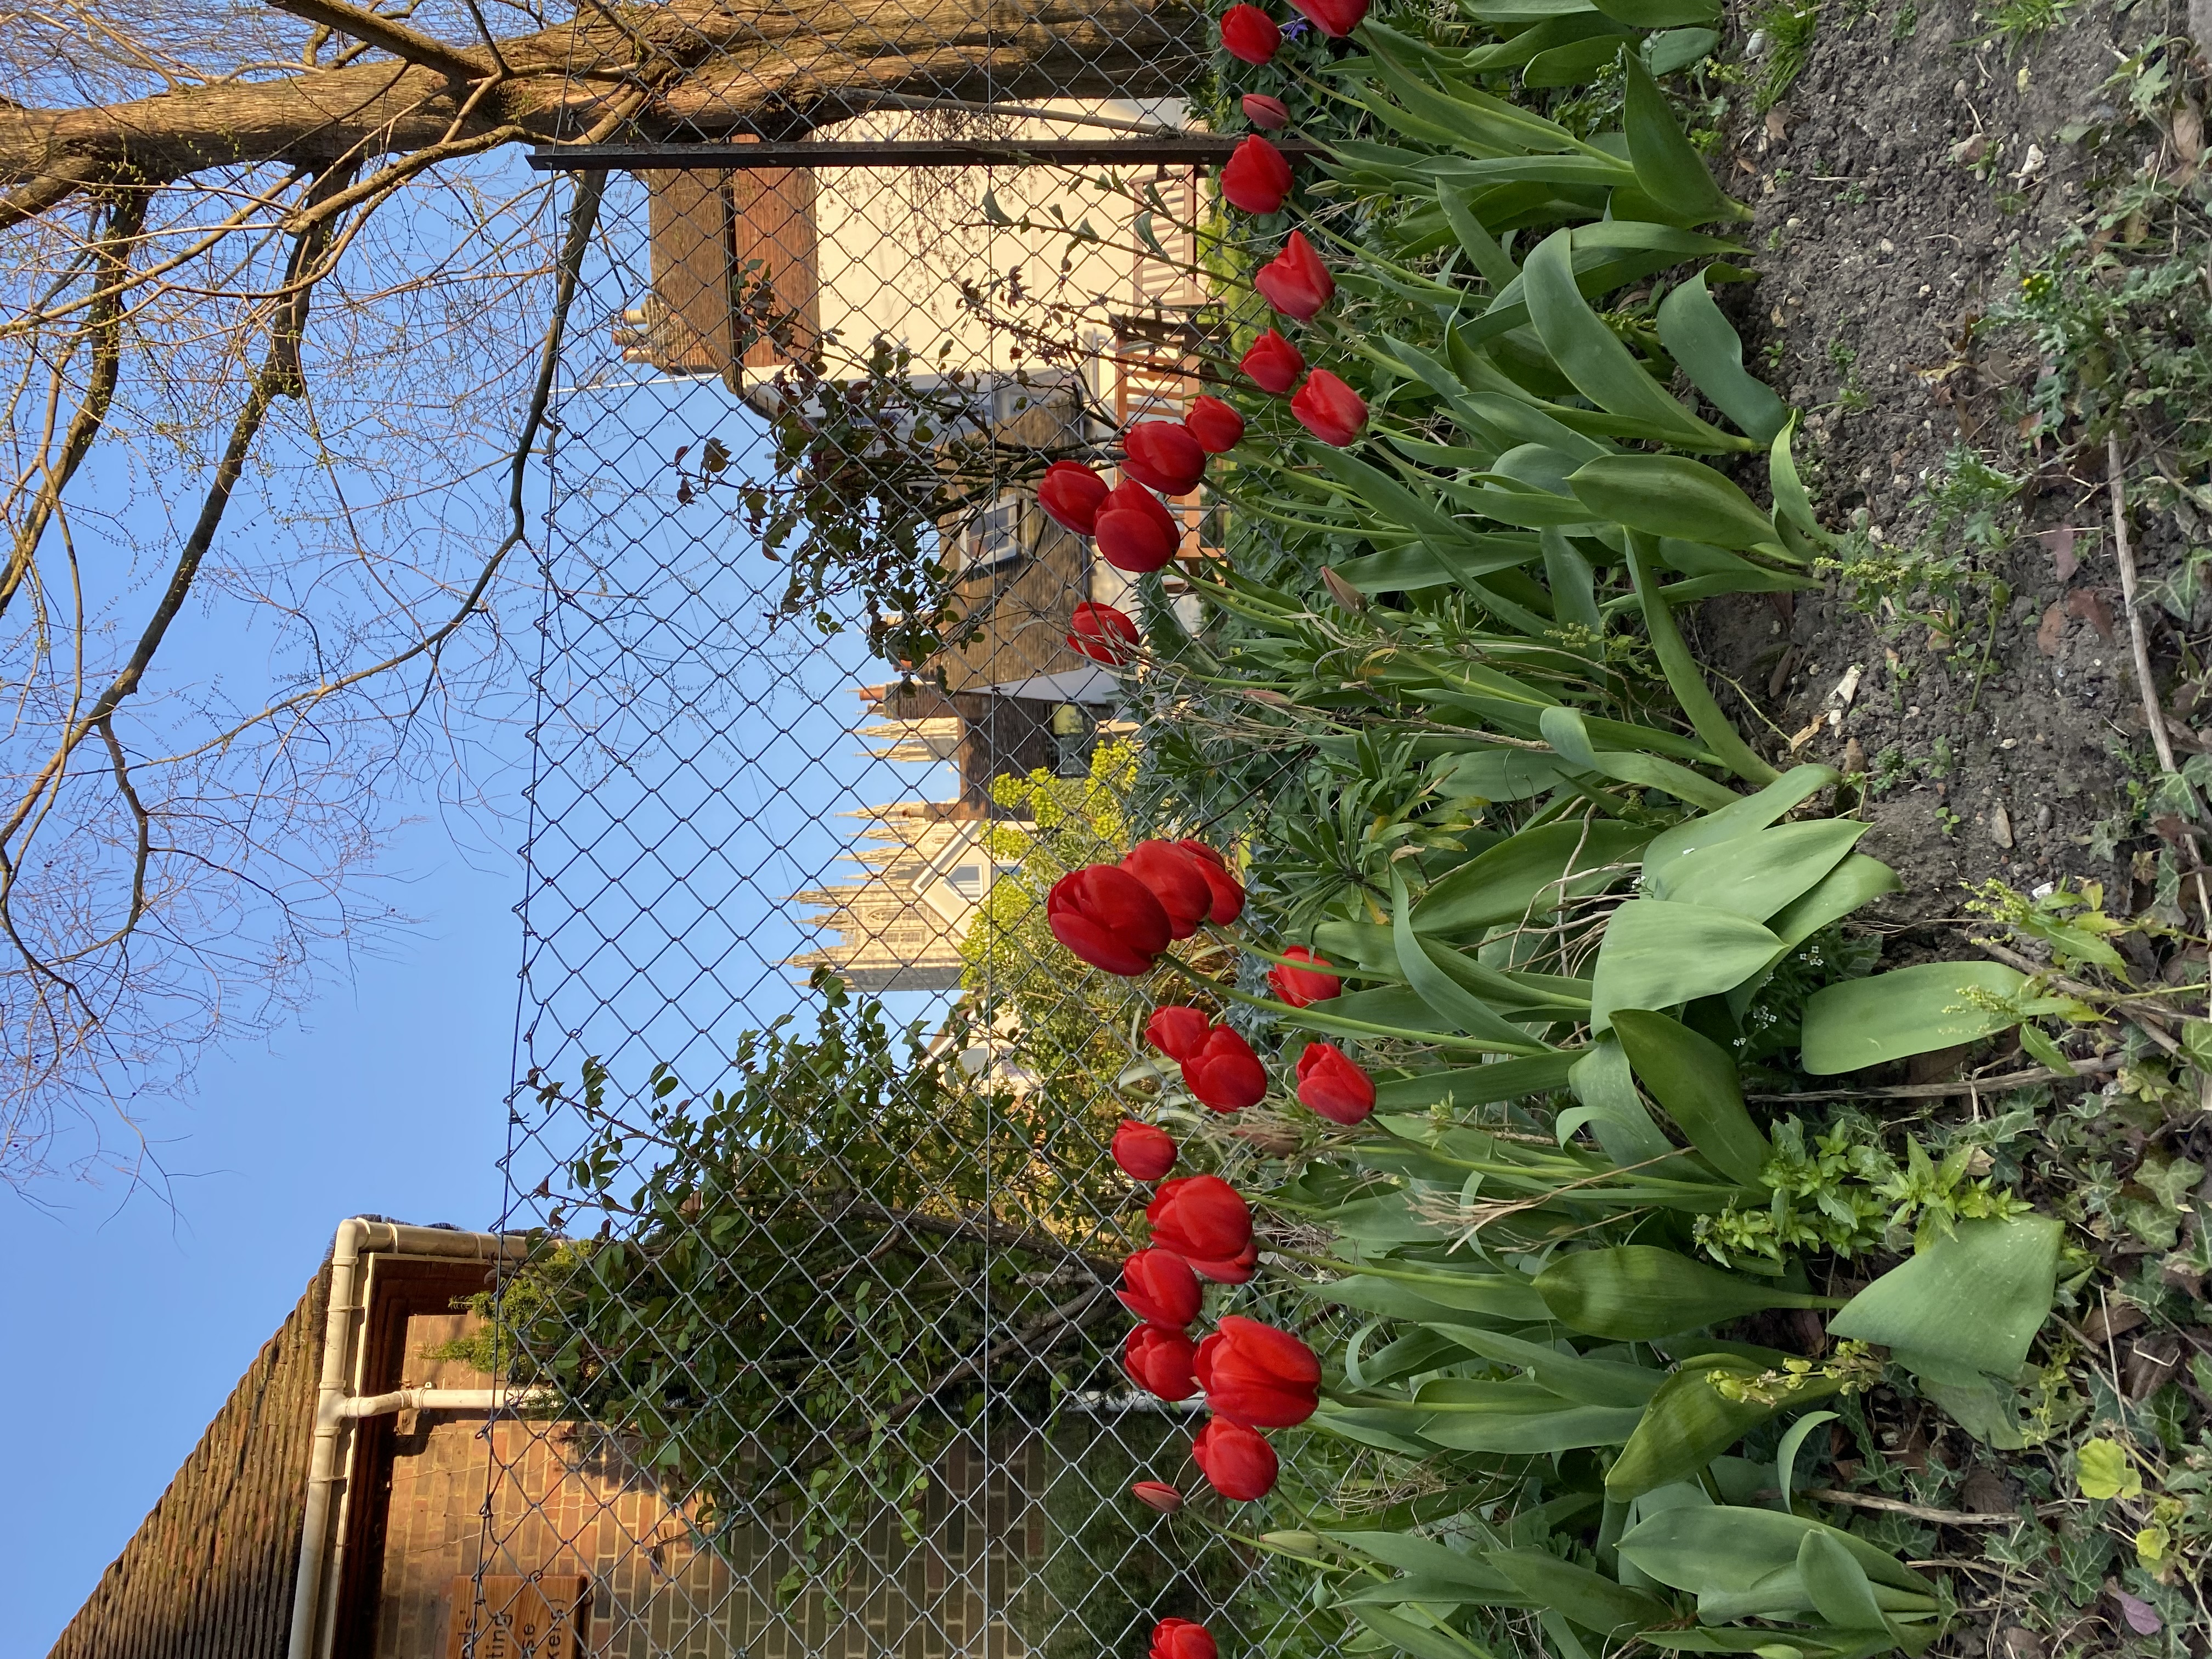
[444,1575,590,1659]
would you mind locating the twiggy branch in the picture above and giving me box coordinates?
[1,190,146,624]
[1750,1052,2125,1103]
[2111,431,2179,777]
[1800,1488,2029,1526]
[1974,939,2186,1057]
[173,167,604,764]
[262,0,488,80]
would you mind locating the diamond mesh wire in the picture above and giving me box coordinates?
[469,44,1327,1657]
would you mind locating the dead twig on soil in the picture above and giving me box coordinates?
[1748,1052,2123,1103]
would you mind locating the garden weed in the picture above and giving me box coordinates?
[1974,0,2078,57]
[1749,0,1821,112]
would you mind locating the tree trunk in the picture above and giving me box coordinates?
[0,0,1207,210]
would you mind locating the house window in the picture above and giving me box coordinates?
[957,493,1025,573]
[950,864,985,894]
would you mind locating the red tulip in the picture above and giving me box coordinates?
[1196,1315,1322,1427]
[1267,945,1341,1007]
[1220,135,1294,216]
[1146,1005,1212,1063]
[1124,839,1215,938]
[1288,0,1368,37]
[1047,865,1170,976]
[1243,93,1291,131]
[1094,481,1182,573]
[1240,330,1305,395]
[1152,1620,1217,1659]
[1122,420,1208,495]
[1218,3,1280,63]
[1125,1324,1200,1401]
[1148,1173,1257,1283]
[1131,1479,1186,1514]
[1111,1118,1178,1180]
[1184,396,1245,454]
[1183,1025,1268,1114]
[1255,230,1334,322]
[1066,600,1140,666]
[1295,1041,1374,1125]
[1193,1418,1278,1500]
[1175,840,1245,924]
[1037,459,1109,534]
[1290,370,1367,447]
[1120,1246,1204,1328]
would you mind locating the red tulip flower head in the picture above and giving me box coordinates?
[1220,136,1294,216]
[1240,330,1305,396]
[1066,600,1139,666]
[1296,1041,1375,1125]
[1267,945,1341,1007]
[1196,1315,1323,1427]
[1183,1025,1268,1114]
[1243,93,1291,130]
[1290,370,1368,447]
[1255,230,1335,323]
[1111,1118,1177,1180]
[1121,421,1207,495]
[1184,396,1246,455]
[1130,1480,1185,1514]
[1124,1324,1200,1401]
[1218,3,1280,63]
[1122,839,1215,939]
[1120,1246,1204,1327]
[1148,1174,1257,1282]
[1193,1418,1279,1500]
[1047,865,1169,976]
[1036,459,1109,534]
[1152,1620,1218,1659]
[1175,839,1245,923]
[1093,481,1181,573]
[1144,1005,1212,1063]
[1289,0,1368,36]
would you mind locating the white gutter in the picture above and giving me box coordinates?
[286,1217,529,1659]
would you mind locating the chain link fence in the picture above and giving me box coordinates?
[466,26,1314,1656]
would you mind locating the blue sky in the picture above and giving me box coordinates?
[0,165,984,1647]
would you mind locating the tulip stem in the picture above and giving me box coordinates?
[1156,956,1549,1056]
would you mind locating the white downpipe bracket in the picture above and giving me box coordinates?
[285,1218,528,1659]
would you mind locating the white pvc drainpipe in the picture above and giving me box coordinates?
[286,1218,529,1659]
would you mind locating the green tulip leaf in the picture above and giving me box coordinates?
[1414,819,1651,935]
[1327,1532,1523,1594]
[1565,453,1781,548]
[1644,24,1720,71]
[1372,1052,1584,1110]
[1621,50,1739,222]
[1610,1008,1770,1184]
[1609,1357,1779,1498]
[1347,1603,1499,1659]
[1642,764,1839,872]
[1797,1530,1892,1633]
[1524,231,1743,452]
[1592,0,1720,23]
[1534,1245,1837,1339]
[1420,1403,1647,1452]
[1487,1549,1672,1637]
[1643,819,1869,920]
[1774,1409,1841,1510]
[1588,900,1783,1034]
[1524,33,1633,85]
[1617,1505,1930,1600]
[1763,853,1904,951]
[1540,706,1740,810]
[1827,1215,2062,1382]
[1432,1324,1663,1408]
[1655,272,1790,443]
[1562,1035,1679,1167]
[1392,867,1557,1052]
[1797,961,2028,1074]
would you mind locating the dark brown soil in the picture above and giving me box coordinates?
[1694,0,2200,921]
